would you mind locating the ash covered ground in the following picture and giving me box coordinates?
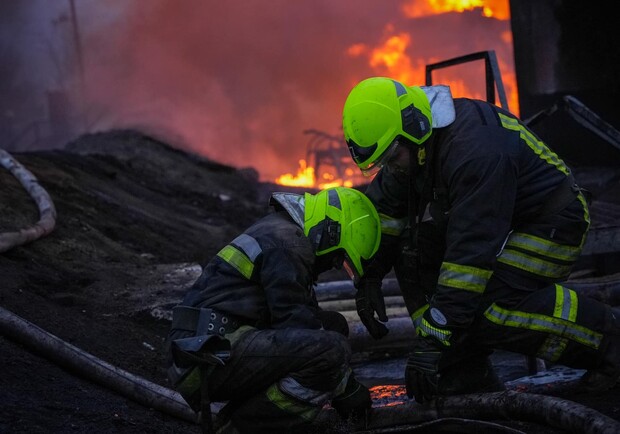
[0,130,618,433]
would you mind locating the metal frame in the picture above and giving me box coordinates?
[425,50,509,111]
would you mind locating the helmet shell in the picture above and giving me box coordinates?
[343,77,432,172]
[304,187,380,278]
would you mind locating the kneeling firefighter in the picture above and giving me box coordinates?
[341,76,620,403]
[166,186,382,433]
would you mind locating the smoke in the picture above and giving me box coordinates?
[5,0,513,181]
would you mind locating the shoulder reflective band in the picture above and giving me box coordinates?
[216,234,262,279]
[498,113,569,176]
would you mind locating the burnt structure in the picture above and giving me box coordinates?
[510,1,620,275]
[510,0,620,167]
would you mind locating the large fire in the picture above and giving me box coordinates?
[275,0,514,189]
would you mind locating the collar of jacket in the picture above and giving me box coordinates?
[269,192,305,228]
[420,85,456,128]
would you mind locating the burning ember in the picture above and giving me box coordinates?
[275,0,515,189]
[370,384,409,408]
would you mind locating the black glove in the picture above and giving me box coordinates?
[331,375,372,427]
[316,310,349,337]
[355,278,388,340]
[405,337,443,404]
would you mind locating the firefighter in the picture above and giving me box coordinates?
[166,186,381,433]
[341,76,620,404]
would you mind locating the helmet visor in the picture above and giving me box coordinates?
[360,137,401,177]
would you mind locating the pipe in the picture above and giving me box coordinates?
[3,305,620,433]
[315,277,620,306]
[0,305,198,424]
[314,391,620,434]
[0,149,57,253]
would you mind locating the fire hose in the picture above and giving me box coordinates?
[0,149,57,253]
[2,305,620,433]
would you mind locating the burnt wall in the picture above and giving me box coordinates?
[510,0,620,167]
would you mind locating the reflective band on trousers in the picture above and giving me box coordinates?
[266,378,325,422]
[484,289,602,350]
[538,284,579,361]
[498,113,569,176]
[216,234,262,279]
[438,262,492,293]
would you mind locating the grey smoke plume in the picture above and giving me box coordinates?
[3,1,513,181]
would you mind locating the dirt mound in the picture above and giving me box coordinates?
[0,130,272,433]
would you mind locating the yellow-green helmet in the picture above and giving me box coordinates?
[342,77,432,176]
[304,187,381,281]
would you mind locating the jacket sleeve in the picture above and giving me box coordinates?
[429,153,517,329]
[259,244,323,330]
[361,166,411,281]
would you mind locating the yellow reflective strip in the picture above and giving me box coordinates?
[417,317,451,346]
[438,262,491,293]
[497,249,572,279]
[554,284,565,318]
[411,304,429,326]
[176,366,201,397]
[505,232,581,262]
[379,213,406,236]
[538,335,568,362]
[554,284,578,322]
[498,113,569,175]
[266,384,319,421]
[333,368,352,397]
[484,304,602,349]
[577,192,591,248]
[217,245,254,279]
[568,287,578,322]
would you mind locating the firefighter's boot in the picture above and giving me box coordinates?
[578,307,620,393]
[331,375,372,429]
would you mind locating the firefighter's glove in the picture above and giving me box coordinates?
[316,309,349,337]
[405,337,444,404]
[355,278,388,340]
[331,376,372,427]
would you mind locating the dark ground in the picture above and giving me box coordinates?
[0,130,618,434]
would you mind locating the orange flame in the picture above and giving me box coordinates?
[275,0,515,188]
[275,159,356,189]
[274,159,315,187]
[402,0,510,19]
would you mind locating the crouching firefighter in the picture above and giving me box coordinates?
[166,186,382,434]
[341,76,620,403]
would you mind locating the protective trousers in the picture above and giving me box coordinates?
[207,327,352,434]
[443,276,618,376]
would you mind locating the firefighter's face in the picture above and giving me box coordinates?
[385,141,411,176]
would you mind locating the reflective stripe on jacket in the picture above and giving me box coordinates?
[180,210,322,330]
[367,98,589,329]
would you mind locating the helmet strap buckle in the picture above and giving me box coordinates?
[325,220,341,248]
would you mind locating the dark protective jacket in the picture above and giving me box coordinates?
[167,196,359,432]
[180,209,323,330]
[366,97,590,332]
